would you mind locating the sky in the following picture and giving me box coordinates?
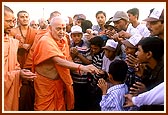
[3,2,165,25]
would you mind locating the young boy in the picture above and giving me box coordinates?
[87,36,105,110]
[121,34,142,90]
[98,59,129,111]
[70,25,92,110]
[102,39,120,73]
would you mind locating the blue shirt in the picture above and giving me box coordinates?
[92,25,102,33]
[100,83,129,111]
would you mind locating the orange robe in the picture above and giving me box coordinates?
[33,32,74,111]
[24,29,48,69]
[14,27,37,68]
[4,35,21,111]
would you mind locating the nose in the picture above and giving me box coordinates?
[135,51,138,56]
[146,22,150,29]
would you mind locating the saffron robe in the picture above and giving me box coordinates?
[24,29,48,69]
[4,35,21,111]
[33,32,74,110]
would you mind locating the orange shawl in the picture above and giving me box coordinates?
[24,29,47,69]
[17,27,37,68]
[33,32,74,110]
[4,35,21,111]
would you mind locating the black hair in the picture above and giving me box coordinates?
[138,36,164,61]
[89,36,105,48]
[127,8,139,20]
[108,59,128,82]
[17,10,29,17]
[81,20,93,33]
[96,11,106,18]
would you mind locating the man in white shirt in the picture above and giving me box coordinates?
[124,82,164,107]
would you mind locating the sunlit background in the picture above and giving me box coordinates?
[3,2,165,25]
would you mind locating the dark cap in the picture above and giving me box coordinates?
[111,11,129,22]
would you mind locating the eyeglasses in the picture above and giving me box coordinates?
[5,19,16,24]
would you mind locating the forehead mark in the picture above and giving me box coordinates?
[62,24,65,26]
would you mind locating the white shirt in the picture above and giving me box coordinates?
[136,24,150,38]
[126,24,141,36]
[132,82,164,107]
[102,56,120,73]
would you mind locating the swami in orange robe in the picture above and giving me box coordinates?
[15,27,37,69]
[10,26,37,110]
[33,31,74,111]
[4,35,21,111]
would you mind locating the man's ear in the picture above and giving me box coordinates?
[146,51,153,59]
[108,73,113,81]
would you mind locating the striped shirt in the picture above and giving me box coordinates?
[70,40,92,84]
[92,51,104,69]
[100,83,129,111]
[87,51,105,86]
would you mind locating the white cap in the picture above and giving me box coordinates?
[71,25,83,34]
[122,34,142,48]
[102,39,118,51]
[143,8,164,22]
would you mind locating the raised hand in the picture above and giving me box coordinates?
[129,82,146,96]
[97,78,108,95]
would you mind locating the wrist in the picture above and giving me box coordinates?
[77,64,82,75]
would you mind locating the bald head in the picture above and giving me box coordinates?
[4,5,15,34]
[4,5,13,16]
[50,11,61,19]
[50,16,66,27]
[48,11,61,24]
[49,16,66,40]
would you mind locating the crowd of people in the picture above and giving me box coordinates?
[4,5,164,111]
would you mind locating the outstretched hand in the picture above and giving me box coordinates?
[81,64,101,75]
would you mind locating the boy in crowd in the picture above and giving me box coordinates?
[127,8,150,37]
[98,60,129,111]
[132,36,164,111]
[121,34,142,90]
[102,39,120,73]
[87,36,105,110]
[70,25,92,110]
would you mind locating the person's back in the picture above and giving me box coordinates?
[98,59,129,111]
